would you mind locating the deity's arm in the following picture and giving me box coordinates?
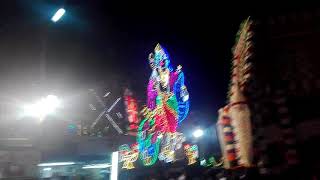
[172,65,190,123]
[147,78,157,110]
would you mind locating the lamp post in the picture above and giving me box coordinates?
[51,8,66,23]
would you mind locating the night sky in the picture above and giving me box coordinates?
[0,1,309,124]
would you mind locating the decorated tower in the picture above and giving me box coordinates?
[217,18,254,169]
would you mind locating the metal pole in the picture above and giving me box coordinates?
[40,24,49,83]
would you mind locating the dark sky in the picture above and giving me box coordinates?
[0,1,310,123]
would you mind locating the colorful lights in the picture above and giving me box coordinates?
[124,89,140,136]
[119,144,139,169]
[184,144,198,165]
[158,132,185,163]
[217,17,254,169]
[136,44,190,166]
[200,156,223,167]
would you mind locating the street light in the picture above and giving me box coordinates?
[193,129,204,138]
[23,95,61,121]
[51,8,66,22]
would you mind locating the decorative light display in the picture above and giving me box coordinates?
[123,89,140,136]
[119,143,139,169]
[217,107,238,168]
[158,132,185,163]
[184,144,198,165]
[200,156,223,167]
[137,44,190,166]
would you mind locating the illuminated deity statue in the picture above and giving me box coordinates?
[137,44,190,166]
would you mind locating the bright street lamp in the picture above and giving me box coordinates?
[51,8,66,23]
[193,129,204,138]
[23,95,61,121]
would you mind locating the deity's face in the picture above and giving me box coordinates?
[149,44,170,70]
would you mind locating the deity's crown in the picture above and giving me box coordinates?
[154,43,169,61]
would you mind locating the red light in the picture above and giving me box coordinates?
[184,144,190,149]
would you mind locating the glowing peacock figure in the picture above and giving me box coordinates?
[137,44,190,166]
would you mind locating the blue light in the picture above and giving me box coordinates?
[148,146,154,154]
[174,71,190,124]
